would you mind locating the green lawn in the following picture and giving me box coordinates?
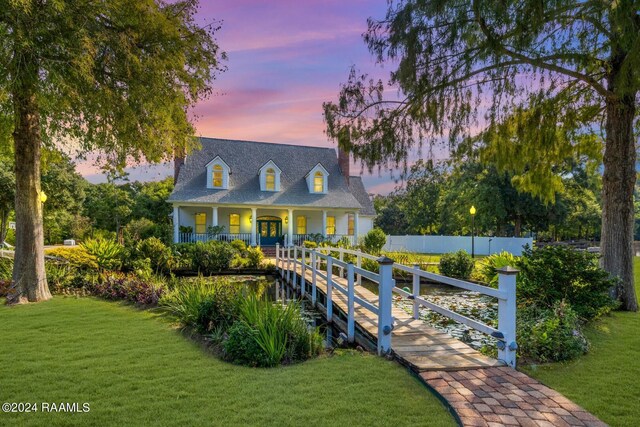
[522,257,640,427]
[0,297,455,427]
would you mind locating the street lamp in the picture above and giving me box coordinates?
[470,205,476,258]
[39,191,47,204]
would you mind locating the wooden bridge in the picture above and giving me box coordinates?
[275,244,518,371]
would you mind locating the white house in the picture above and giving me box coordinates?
[168,138,375,247]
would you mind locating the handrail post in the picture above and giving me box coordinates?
[339,249,344,278]
[326,256,333,322]
[347,262,355,343]
[497,266,518,368]
[412,263,420,320]
[357,254,362,286]
[286,247,291,283]
[275,243,280,276]
[301,247,306,297]
[293,246,298,288]
[377,256,394,355]
[311,250,317,305]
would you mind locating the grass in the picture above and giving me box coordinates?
[521,257,640,427]
[0,297,455,427]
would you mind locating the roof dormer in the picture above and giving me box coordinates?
[206,156,230,190]
[306,163,329,194]
[259,160,282,192]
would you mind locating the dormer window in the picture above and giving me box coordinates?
[206,156,230,189]
[266,168,276,191]
[212,164,223,187]
[306,163,329,194]
[259,160,281,192]
[313,171,324,192]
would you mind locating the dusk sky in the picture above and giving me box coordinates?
[82,1,440,194]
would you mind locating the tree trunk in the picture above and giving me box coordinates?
[514,216,522,238]
[0,210,7,244]
[6,58,51,304]
[601,95,637,311]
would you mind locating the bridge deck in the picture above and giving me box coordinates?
[286,263,502,371]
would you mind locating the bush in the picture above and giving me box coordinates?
[229,239,247,253]
[135,237,174,273]
[191,241,236,274]
[81,238,124,270]
[123,218,157,243]
[517,246,617,321]
[224,321,271,367]
[47,247,99,270]
[195,278,244,333]
[302,241,318,249]
[439,250,474,280]
[45,261,74,292]
[160,277,221,327]
[362,228,386,255]
[0,279,10,297]
[518,301,589,363]
[245,246,264,269]
[92,272,165,306]
[0,257,12,281]
[171,243,197,270]
[478,251,518,286]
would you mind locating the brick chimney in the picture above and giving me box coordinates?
[174,148,185,184]
[338,148,350,185]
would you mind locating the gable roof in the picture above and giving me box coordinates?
[168,137,367,211]
[205,156,231,170]
[348,176,376,215]
[258,159,282,174]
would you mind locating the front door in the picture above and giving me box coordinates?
[257,216,282,246]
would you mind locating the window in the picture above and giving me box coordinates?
[348,214,355,235]
[265,168,276,191]
[229,214,240,234]
[212,164,223,188]
[314,171,324,193]
[195,213,207,234]
[296,216,306,234]
[326,216,336,235]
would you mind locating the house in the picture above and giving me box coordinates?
[168,138,375,247]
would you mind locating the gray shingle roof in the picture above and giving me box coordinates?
[348,177,376,216]
[168,138,370,212]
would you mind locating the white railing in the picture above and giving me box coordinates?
[290,234,355,247]
[178,233,256,246]
[275,244,518,367]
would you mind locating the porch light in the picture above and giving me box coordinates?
[285,216,288,224]
[39,191,47,203]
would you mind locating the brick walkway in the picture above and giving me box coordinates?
[421,368,607,427]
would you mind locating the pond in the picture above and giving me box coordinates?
[362,280,498,350]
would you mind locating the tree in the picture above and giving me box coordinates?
[0,0,225,303]
[373,194,410,235]
[83,183,134,233]
[324,1,639,310]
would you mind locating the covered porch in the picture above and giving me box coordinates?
[172,204,361,246]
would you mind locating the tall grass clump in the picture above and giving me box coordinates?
[160,276,220,328]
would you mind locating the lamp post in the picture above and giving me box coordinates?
[470,205,476,258]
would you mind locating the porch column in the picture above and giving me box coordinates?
[250,207,257,246]
[354,211,359,240]
[287,208,294,246]
[212,206,218,227]
[322,210,327,237]
[173,205,180,243]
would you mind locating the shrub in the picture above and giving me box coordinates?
[92,272,165,306]
[135,237,174,273]
[171,243,197,269]
[191,241,236,274]
[81,238,124,270]
[0,257,12,281]
[123,218,157,243]
[229,239,247,253]
[195,278,244,333]
[362,228,386,255]
[224,321,271,367]
[302,241,318,249]
[160,277,221,327]
[517,245,617,321]
[245,246,264,269]
[45,261,74,292]
[0,279,11,297]
[518,301,589,363]
[478,251,519,286]
[439,250,474,280]
[47,247,99,270]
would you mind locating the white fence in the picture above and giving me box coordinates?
[276,243,518,368]
[383,235,533,256]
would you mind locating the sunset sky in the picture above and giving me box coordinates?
[82,1,442,194]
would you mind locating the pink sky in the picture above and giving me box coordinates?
[82,1,446,194]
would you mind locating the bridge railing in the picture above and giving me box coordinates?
[275,244,518,367]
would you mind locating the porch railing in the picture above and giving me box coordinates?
[291,234,356,247]
[178,233,256,246]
